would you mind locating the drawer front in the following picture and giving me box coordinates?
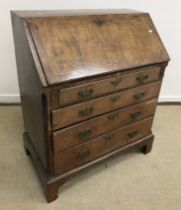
[52,81,161,129]
[58,67,161,107]
[53,117,153,175]
[53,99,157,152]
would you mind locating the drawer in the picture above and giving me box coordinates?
[53,99,157,152]
[52,81,161,129]
[58,67,161,107]
[53,117,153,175]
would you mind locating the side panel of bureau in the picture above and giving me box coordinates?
[53,117,153,175]
[11,14,48,170]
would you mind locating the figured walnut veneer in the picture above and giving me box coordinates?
[11,9,169,202]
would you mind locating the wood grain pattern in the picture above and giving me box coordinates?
[58,66,161,107]
[48,64,162,110]
[53,117,153,175]
[53,99,156,152]
[52,81,161,129]
[27,14,169,85]
[11,10,170,202]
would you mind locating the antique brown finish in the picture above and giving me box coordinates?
[52,81,161,129]
[11,9,170,202]
[58,66,161,107]
[27,14,169,85]
[53,117,153,175]
[53,99,156,152]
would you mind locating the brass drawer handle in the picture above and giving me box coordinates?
[130,111,141,120]
[136,75,149,83]
[78,88,93,99]
[110,95,121,103]
[134,91,145,100]
[78,129,92,140]
[79,107,93,117]
[107,113,119,120]
[110,78,122,86]
[104,133,114,140]
[76,150,90,161]
[127,130,138,138]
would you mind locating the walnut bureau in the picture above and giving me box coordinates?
[11,9,170,202]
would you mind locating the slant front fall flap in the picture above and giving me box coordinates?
[27,13,169,85]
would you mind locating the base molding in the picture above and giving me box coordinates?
[0,94,20,103]
[158,95,181,103]
[23,131,154,202]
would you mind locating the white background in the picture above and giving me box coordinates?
[0,0,180,103]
